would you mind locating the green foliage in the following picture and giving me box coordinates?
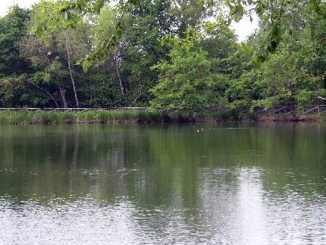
[228,39,322,112]
[116,0,175,106]
[170,0,220,36]
[255,50,317,109]
[225,1,326,112]
[0,109,173,124]
[2,0,326,116]
[227,69,261,109]
[32,0,139,70]
[0,6,37,108]
[30,0,326,68]
[150,29,219,115]
[0,5,32,77]
[226,0,326,62]
[21,17,91,108]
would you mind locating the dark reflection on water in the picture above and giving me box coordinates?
[0,123,326,244]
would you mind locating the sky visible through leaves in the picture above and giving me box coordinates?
[0,0,257,42]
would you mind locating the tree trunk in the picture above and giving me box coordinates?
[114,51,125,96]
[59,86,68,108]
[130,81,142,106]
[290,87,296,117]
[27,79,60,107]
[65,33,79,108]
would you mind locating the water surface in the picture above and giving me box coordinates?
[0,123,325,244]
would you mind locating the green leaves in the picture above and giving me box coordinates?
[150,31,219,114]
[230,3,244,21]
[0,6,32,77]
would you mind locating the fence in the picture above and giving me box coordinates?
[239,105,326,115]
[0,107,150,112]
[0,106,326,115]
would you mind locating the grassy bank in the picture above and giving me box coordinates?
[0,110,167,124]
[0,109,244,124]
[0,109,323,125]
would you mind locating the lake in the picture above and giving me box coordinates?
[0,123,325,245]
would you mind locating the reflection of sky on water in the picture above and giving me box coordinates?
[1,166,326,244]
[264,187,326,244]
[198,167,269,245]
[235,168,269,245]
[0,197,219,244]
[0,198,142,245]
[199,167,326,245]
[1,124,326,244]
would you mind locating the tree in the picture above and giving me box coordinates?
[255,50,318,113]
[170,0,221,35]
[198,21,241,97]
[120,0,175,106]
[225,44,259,109]
[225,0,326,112]
[89,6,127,96]
[0,5,32,78]
[0,5,35,107]
[32,0,222,69]
[20,25,89,108]
[298,2,326,94]
[227,35,323,112]
[32,0,326,68]
[18,0,326,113]
[150,29,219,115]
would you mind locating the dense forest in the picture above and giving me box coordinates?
[1,0,326,115]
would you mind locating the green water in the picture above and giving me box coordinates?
[0,123,325,244]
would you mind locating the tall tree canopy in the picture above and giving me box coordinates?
[32,0,326,67]
[1,0,326,113]
[0,6,34,107]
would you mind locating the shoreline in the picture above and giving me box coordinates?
[0,110,323,125]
